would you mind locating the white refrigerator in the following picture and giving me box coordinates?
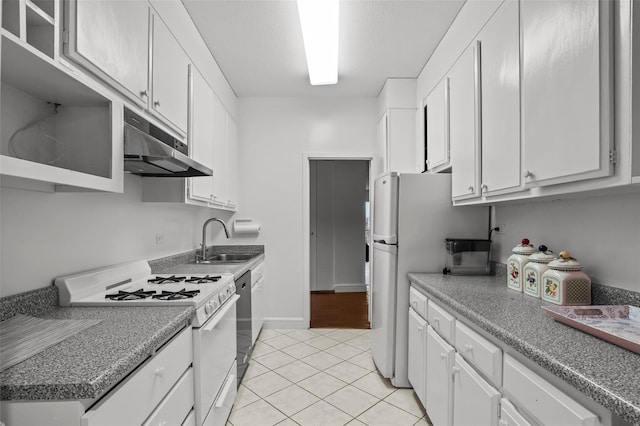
[370,172,490,387]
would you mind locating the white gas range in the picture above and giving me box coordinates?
[55,260,239,426]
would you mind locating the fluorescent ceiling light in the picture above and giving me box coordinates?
[296,0,339,85]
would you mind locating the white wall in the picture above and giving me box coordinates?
[492,192,640,292]
[0,174,234,296]
[235,97,377,326]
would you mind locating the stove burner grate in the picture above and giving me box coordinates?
[152,288,201,300]
[106,289,156,300]
[148,275,186,284]
[185,275,221,284]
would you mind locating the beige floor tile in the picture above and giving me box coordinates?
[232,384,261,411]
[228,399,287,426]
[252,341,278,357]
[351,372,396,399]
[265,334,300,349]
[325,329,360,342]
[243,371,293,398]
[324,385,381,417]
[276,419,301,426]
[300,350,343,370]
[264,384,320,417]
[258,329,284,341]
[346,420,368,426]
[281,342,320,359]
[347,352,376,371]
[384,389,426,418]
[254,350,297,370]
[324,342,364,360]
[306,335,341,350]
[274,360,321,383]
[414,415,433,426]
[287,329,321,342]
[344,335,370,351]
[297,371,348,399]
[243,360,271,381]
[356,401,420,426]
[309,328,338,335]
[324,361,370,384]
[291,400,353,426]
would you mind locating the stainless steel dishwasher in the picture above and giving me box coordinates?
[235,270,252,386]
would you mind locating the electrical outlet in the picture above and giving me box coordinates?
[155,233,165,244]
[495,224,506,234]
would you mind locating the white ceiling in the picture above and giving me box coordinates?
[181,0,466,98]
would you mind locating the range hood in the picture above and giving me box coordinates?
[123,108,212,177]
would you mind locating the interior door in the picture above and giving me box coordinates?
[370,242,398,378]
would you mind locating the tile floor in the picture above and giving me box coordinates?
[228,328,432,426]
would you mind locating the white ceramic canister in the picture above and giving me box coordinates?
[507,238,536,292]
[522,245,554,298]
[541,251,591,305]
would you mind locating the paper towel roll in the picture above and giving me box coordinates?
[233,218,261,234]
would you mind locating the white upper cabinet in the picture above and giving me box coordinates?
[424,77,449,172]
[449,43,480,200]
[478,0,521,196]
[226,116,239,208]
[211,94,229,206]
[377,79,417,173]
[64,0,150,106]
[189,66,215,202]
[521,0,613,188]
[150,13,190,136]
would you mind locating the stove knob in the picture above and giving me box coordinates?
[219,293,226,303]
[212,299,220,310]
[204,302,214,315]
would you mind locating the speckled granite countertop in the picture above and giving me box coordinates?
[408,273,640,425]
[150,245,265,279]
[0,303,193,401]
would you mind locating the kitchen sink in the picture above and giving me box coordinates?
[193,253,257,264]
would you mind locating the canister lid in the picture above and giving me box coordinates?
[511,238,536,255]
[529,245,554,263]
[548,250,583,270]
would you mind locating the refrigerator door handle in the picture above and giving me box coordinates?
[372,234,397,245]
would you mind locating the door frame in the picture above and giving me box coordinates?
[302,152,374,328]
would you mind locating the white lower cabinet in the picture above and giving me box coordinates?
[503,355,599,426]
[499,398,531,426]
[426,325,454,426]
[251,261,265,344]
[452,353,501,426]
[408,308,427,407]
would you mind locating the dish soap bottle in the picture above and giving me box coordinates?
[523,245,554,298]
[507,238,536,292]
[541,250,591,305]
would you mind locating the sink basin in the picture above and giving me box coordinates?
[193,253,257,264]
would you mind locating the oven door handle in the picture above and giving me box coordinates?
[203,294,240,332]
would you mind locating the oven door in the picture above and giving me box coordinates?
[193,294,239,426]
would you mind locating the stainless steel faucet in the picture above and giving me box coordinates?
[197,218,230,262]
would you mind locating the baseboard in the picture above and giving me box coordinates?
[263,317,307,329]
[334,284,367,293]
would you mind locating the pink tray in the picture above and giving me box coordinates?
[542,305,640,354]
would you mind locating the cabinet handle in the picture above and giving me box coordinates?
[412,301,417,309]
[452,366,460,379]
[154,367,164,377]
[523,170,533,178]
[464,344,473,353]
[140,89,148,98]
[433,316,440,325]
[481,184,488,192]
[468,186,474,192]
[154,100,161,107]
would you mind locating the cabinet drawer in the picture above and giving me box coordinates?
[455,321,502,386]
[83,327,193,426]
[409,286,428,319]
[428,300,455,344]
[144,367,194,426]
[503,355,599,426]
[251,261,265,285]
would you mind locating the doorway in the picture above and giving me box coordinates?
[309,159,370,329]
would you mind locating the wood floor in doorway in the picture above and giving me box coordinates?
[310,291,370,329]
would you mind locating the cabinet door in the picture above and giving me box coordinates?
[69,0,149,105]
[189,67,215,202]
[226,116,238,208]
[452,353,500,426]
[388,109,417,173]
[478,0,521,196]
[499,398,532,426]
[425,78,449,171]
[521,0,612,188]
[151,13,189,135]
[407,308,427,407]
[426,326,454,426]
[211,94,229,206]
[449,43,480,200]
